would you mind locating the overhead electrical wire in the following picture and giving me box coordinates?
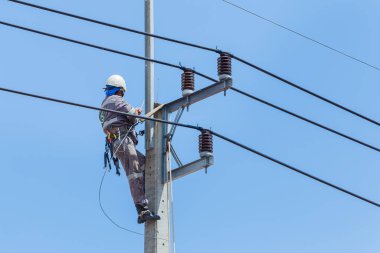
[0,86,203,131]
[1,86,379,208]
[164,58,380,153]
[2,17,375,153]
[222,0,380,72]
[230,86,380,153]
[0,21,216,83]
[8,0,220,54]
[209,130,380,208]
[0,17,375,152]
[1,12,379,204]
[167,69,380,152]
[7,0,380,127]
[230,55,380,127]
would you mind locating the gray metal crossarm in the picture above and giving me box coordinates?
[169,156,214,181]
[166,78,233,113]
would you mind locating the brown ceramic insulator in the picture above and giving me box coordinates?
[199,130,213,154]
[217,53,232,77]
[181,69,195,91]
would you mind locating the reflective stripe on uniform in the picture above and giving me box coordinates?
[127,172,143,181]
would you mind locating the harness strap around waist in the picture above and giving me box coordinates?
[103,117,119,130]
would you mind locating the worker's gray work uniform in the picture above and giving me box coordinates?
[99,95,148,207]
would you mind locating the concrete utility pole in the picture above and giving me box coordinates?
[143,1,232,252]
[144,0,171,252]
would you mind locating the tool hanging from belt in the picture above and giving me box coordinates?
[104,131,122,176]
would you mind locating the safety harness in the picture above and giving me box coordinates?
[103,129,122,176]
[101,103,163,176]
[103,121,142,176]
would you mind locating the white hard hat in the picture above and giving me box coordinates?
[106,74,127,91]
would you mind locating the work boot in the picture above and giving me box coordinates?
[136,205,161,224]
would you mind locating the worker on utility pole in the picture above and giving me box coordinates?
[99,74,161,224]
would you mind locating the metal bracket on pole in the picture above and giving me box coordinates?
[169,156,214,181]
[168,106,185,141]
[170,145,183,167]
[164,106,184,156]
[165,78,233,113]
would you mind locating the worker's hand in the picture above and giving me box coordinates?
[135,107,142,115]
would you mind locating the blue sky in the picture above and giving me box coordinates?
[1,0,379,252]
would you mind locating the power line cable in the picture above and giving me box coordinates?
[222,0,380,72]
[0,21,216,83]
[230,86,380,153]
[231,54,380,127]
[2,17,376,153]
[7,1,380,127]
[1,86,379,208]
[8,0,220,53]
[209,130,380,208]
[0,86,203,131]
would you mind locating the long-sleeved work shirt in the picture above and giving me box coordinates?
[99,95,138,144]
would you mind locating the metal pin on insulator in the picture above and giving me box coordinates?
[181,68,195,96]
[217,52,232,81]
[199,130,213,158]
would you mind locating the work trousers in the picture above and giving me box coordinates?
[113,136,148,207]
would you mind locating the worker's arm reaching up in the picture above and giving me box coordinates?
[113,95,140,124]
